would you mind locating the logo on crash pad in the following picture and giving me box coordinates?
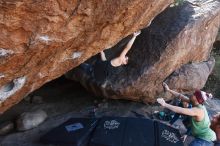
[65,123,84,132]
[104,120,120,130]
[161,130,179,143]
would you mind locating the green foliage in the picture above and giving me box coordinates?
[173,0,184,6]
[204,47,220,98]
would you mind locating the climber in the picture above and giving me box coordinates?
[157,83,216,146]
[211,113,220,146]
[93,30,141,83]
[168,97,192,142]
[169,101,192,125]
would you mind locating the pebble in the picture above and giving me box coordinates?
[0,121,14,135]
[23,95,32,102]
[23,95,44,104]
[31,95,44,104]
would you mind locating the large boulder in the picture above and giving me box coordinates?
[67,0,220,103]
[0,0,173,113]
[165,57,215,95]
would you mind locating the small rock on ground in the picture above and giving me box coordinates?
[16,110,47,131]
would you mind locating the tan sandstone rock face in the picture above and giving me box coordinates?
[67,0,220,103]
[0,0,174,113]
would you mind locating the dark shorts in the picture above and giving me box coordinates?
[189,138,214,146]
[80,63,94,75]
[214,141,220,146]
[81,60,122,84]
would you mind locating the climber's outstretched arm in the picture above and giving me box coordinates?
[163,82,190,103]
[110,31,141,67]
[120,31,141,58]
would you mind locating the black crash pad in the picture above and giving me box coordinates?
[90,117,155,146]
[89,117,126,146]
[40,117,183,146]
[123,117,155,146]
[154,120,183,146]
[40,118,98,146]
[89,117,183,146]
